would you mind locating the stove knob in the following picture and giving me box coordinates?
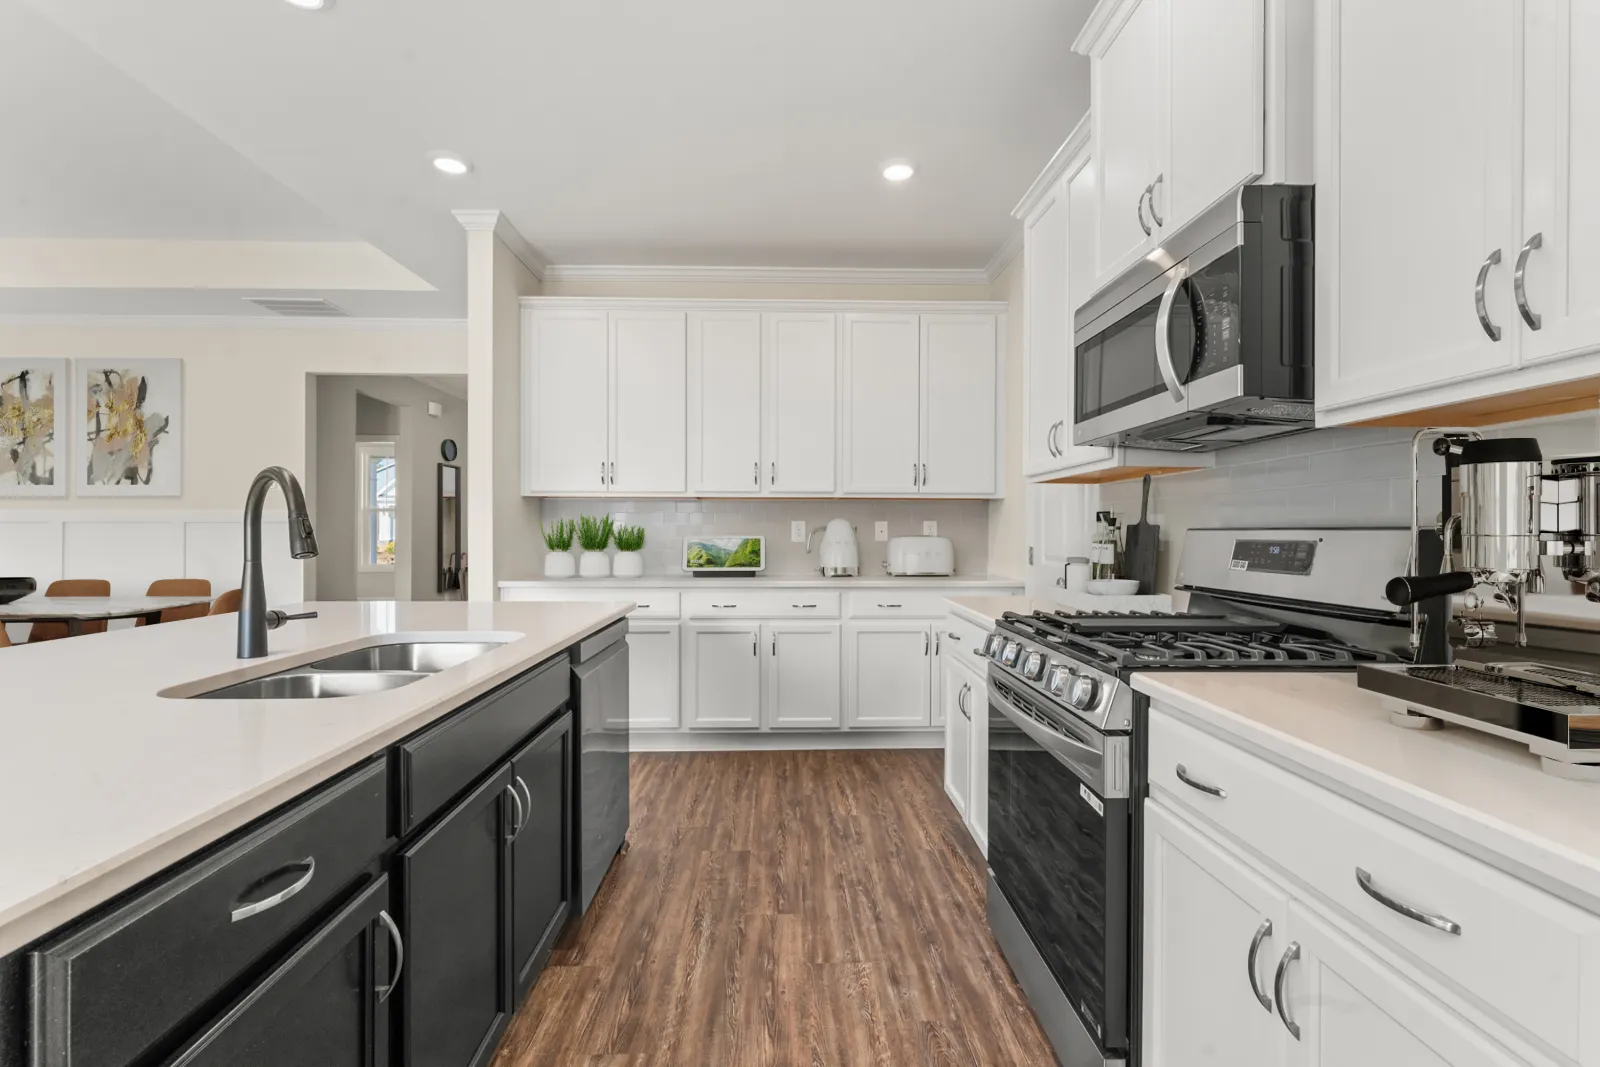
[1023,651,1047,681]
[1066,673,1100,711]
[1001,640,1022,666]
[1046,666,1068,696]
[982,634,1002,658]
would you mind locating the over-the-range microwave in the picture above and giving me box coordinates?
[1072,184,1315,452]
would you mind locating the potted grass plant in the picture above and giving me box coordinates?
[577,514,615,578]
[613,524,646,578]
[541,518,577,578]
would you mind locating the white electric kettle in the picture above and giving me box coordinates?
[807,519,860,577]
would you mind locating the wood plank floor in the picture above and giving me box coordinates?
[490,750,1054,1067]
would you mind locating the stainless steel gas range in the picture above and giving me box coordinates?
[982,527,1412,1067]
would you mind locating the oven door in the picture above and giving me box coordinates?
[987,675,1131,1057]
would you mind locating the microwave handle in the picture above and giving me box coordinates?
[1155,263,1189,403]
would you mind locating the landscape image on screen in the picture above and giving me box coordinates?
[685,536,763,569]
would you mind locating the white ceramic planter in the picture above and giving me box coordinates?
[543,551,577,579]
[613,551,644,579]
[579,550,611,579]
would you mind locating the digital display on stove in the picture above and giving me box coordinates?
[1230,538,1317,575]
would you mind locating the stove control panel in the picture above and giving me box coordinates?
[1230,538,1317,576]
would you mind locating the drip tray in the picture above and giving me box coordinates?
[1357,662,1600,779]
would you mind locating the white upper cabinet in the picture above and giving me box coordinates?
[524,309,610,494]
[765,313,838,495]
[1089,0,1164,287]
[1076,0,1295,300]
[525,300,1001,499]
[842,313,923,495]
[609,311,687,495]
[687,311,762,494]
[1165,0,1264,229]
[1023,175,1071,476]
[920,315,998,496]
[1315,0,1519,414]
[1519,1,1600,366]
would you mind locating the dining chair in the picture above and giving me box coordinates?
[0,625,11,648]
[210,588,243,616]
[28,579,112,642]
[136,579,213,625]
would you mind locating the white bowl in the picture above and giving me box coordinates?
[1086,578,1142,595]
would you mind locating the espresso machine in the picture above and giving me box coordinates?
[1361,428,1600,778]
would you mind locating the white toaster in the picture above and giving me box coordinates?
[885,536,954,576]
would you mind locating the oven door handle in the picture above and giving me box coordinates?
[989,685,1108,789]
[1154,263,1189,404]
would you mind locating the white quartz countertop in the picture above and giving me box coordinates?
[0,598,630,955]
[1133,671,1600,914]
[500,574,1023,590]
[944,595,1048,629]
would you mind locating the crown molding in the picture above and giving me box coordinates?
[521,296,1007,314]
[1012,114,1093,221]
[1072,0,1141,57]
[0,313,466,331]
[984,227,1024,283]
[452,209,547,281]
[538,263,993,287]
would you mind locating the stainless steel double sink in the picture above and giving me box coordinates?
[196,641,505,699]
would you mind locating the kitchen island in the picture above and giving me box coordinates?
[0,598,630,1067]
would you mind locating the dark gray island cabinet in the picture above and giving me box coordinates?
[6,648,587,1067]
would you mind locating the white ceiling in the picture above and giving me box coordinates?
[11,0,1092,316]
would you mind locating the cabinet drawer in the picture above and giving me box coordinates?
[398,655,569,834]
[940,612,992,667]
[30,758,390,1067]
[682,590,840,619]
[500,586,678,619]
[1149,707,1600,1058]
[845,591,951,618]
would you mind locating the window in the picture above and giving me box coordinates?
[358,442,397,570]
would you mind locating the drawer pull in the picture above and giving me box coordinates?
[878,603,903,609]
[505,783,526,841]
[1175,763,1226,799]
[376,909,404,1004]
[712,603,738,609]
[1355,867,1461,935]
[1272,942,1301,1041]
[792,603,818,609]
[230,857,315,923]
[1246,918,1274,1013]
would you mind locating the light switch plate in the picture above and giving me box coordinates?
[922,521,938,536]
[791,520,807,543]
[874,521,889,542]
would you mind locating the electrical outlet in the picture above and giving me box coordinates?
[791,520,807,543]
[874,521,889,542]
[922,521,938,536]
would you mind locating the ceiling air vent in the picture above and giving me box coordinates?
[244,296,349,317]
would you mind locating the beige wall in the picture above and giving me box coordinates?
[986,254,1026,580]
[0,320,466,513]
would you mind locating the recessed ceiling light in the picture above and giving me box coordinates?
[882,161,916,183]
[282,0,329,9]
[430,154,472,176]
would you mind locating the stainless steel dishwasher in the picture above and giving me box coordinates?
[571,621,630,913]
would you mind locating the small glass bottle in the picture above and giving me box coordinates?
[1091,511,1121,581]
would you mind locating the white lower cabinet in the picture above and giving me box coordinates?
[764,623,841,729]
[683,623,761,730]
[1281,902,1531,1067]
[625,623,681,730]
[845,622,933,728]
[1143,801,1291,1067]
[941,652,972,818]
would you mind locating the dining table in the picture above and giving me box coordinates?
[0,596,214,638]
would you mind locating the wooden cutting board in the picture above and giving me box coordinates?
[1123,474,1159,595]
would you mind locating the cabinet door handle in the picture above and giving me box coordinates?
[754,461,759,487]
[1246,918,1274,1013]
[913,462,919,487]
[1148,173,1165,227]
[924,631,930,655]
[1355,867,1461,935]
[752,636,757,657]
[1175,763,1226,798]
[936,631,942,655]
[515,774,533,821]
[376,909,404,1004]
[230,857,316,923]
[1137,184,1153,237]
[600,461,606,486]
[1514,232,1543,330]
[1475,248,1504,341]
[771,461,776,485]
[505,783,525,841]
[1272,942,1301,1040]
[609,461,616,485]
[922,463,928,486]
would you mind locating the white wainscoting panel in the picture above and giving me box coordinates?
[63,519,187,598]
[184,520,300,607]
